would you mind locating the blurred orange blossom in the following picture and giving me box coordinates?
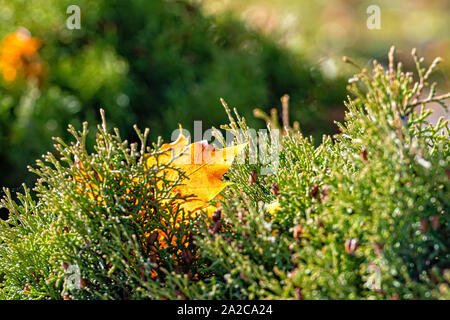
[0,28,43,82]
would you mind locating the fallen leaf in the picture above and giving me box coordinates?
[145,127,246,217]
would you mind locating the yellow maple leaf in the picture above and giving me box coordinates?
[74,126,245,259]
[145,127,246,218]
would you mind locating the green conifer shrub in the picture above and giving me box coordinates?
[0,48,449,299]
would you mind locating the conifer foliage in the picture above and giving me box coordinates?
[0,48,449,299]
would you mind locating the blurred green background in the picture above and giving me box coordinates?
[204,0,450,77]
[0,0,449,189]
